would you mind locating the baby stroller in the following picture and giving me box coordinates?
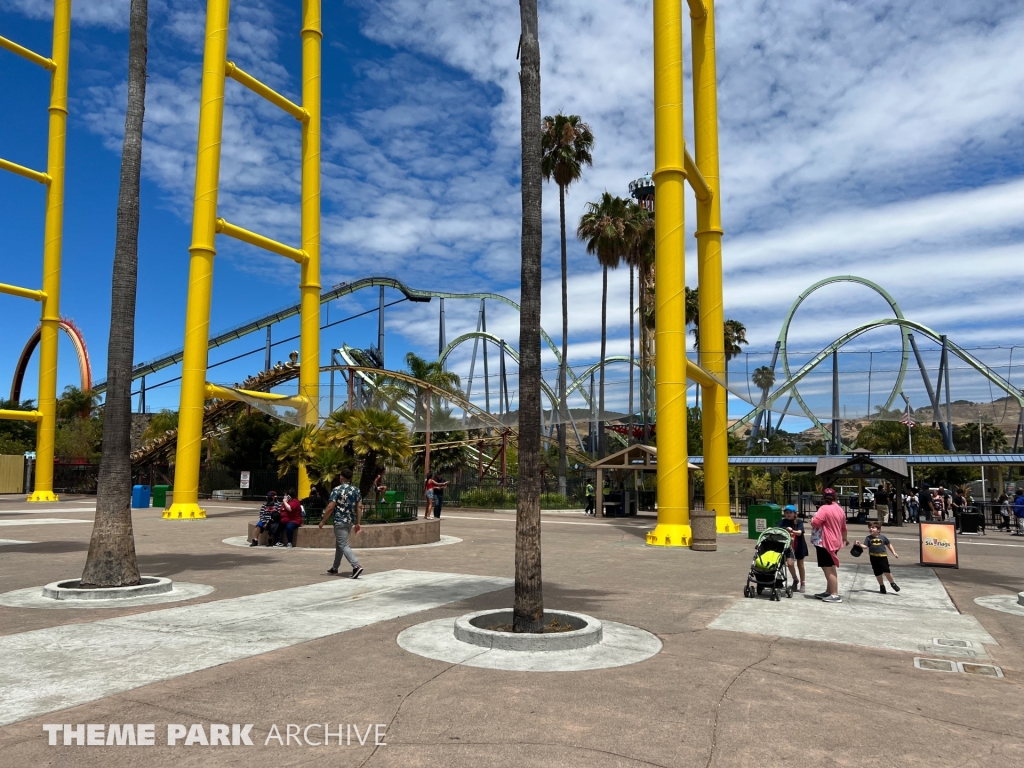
[743,527,793,601]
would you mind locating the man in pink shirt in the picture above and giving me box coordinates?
[811,488,849,603]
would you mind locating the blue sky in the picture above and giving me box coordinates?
[2,0,1023,429]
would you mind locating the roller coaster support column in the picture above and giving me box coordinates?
[165,0,230,520]
[691,0,738,541]
[646,0,691,547]
[25,0,72,502]
[297,0,322,498]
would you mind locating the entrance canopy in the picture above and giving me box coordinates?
[589,444,698,472]
[815,449,908,480]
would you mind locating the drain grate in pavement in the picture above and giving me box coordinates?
[933,638,973,648]
[914,658,1004,677]
[960,663,1003,677]
[915,657,957,672]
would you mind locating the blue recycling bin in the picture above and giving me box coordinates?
[131,485,151,509]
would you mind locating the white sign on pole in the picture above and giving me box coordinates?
[240,471,251,489]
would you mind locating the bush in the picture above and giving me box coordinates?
[459,487,515,509]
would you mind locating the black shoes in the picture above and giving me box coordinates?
[351,566,364,579]
[326,568,339,575]
[249,539,258,547]
[879,584,886,594]
[891,582,901,592]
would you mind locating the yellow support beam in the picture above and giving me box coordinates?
[686,359,719,390]
[647,0,691,548]
[692,0,740,537]
[204,382,306,409]
[683,147,712,203]
[215,218,307,264]
[0,157,51,185]
[225,61,308,121]
[0,282,47,301]
[297,0,323,498]
[27,0,72,503]
[686,0,708,20]
[0,34,56,70]
[166,0,232,521]
[0,409,43,422]
[168,0,323,516]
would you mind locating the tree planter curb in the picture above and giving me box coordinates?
[41,577,173,601]
[454,609,602,651]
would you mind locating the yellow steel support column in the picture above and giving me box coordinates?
[647,0,691,547]
[164,0,231,520]
[692,0,740,536]
[297,0,322,498]
[28,0,72,502]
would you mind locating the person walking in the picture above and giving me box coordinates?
[810,487,849,603]
[874,484,890,525]
[951,487,967,531]
[907,490,919,524]
[320,467,364,578]
[781,505,808,593]
[584,480,595,516]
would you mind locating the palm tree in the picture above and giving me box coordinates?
[624,201,652,445]
[80,0,148,588]
[304,445,351,493]
[328,408,412,497]
[57,385,99,421]
[577,192,630,457]
[541,112,593,494]
[403,352,462,430]
[272,423,320,477]
[751,365,776,439]
[514,0,543,634]
[724,319,749,372]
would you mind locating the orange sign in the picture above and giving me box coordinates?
[920,522,958,568]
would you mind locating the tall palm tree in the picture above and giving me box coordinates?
[576,192,629,457]
[514,0,543,634]
[403,352,462,429]
[304,445,351,493]
[80,0,148,588]
[541,113,593,494]
[624,201,652,445]
[751,365,776,439]
[328,408,412,497]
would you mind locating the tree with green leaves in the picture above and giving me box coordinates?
[0,398,37,455]
[80,0,148,588]
[577,192,630,457]
[402,352,462,431]
[542,112,593,495]
[329,408,413,497]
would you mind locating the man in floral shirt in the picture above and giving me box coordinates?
[319,467,364,578]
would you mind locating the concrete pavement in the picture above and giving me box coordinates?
[0,495,1022,766]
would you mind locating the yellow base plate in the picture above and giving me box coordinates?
[646,523,692,547]
[27,490,59,502]
[163,503,207,520]
[716,517,743,534]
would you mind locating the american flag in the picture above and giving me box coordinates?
[900,412,915,428]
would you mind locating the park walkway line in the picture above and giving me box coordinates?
[0,569,511,726]
[0,518,91,527]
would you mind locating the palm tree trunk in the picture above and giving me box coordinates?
[513,0,543,633]
[557,183,568,496]
[80,0,147,588]
[628,264,634,446]
[358,449,377,498]
[598,264,608,458]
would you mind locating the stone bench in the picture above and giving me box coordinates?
[246,518,440,548]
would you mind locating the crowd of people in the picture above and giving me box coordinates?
[857,482,1024,532]
[781,488,901,604]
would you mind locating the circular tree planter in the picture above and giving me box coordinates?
[41,576,173,601]
[454,609,602,652]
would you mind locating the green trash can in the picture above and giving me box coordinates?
[747,503,782,539]
[152,485,171,508]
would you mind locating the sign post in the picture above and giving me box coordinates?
[919,521,958,568]
[240,471,250,490]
